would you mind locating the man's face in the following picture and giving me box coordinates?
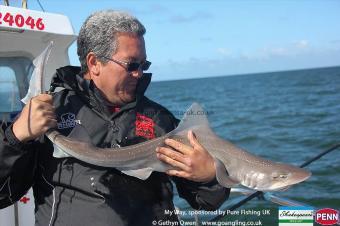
[96,34,147,105]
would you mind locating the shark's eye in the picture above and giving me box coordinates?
[272,172,288,180]
[279,174,288,179]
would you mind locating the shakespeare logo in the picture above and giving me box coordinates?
[279,206,314,226]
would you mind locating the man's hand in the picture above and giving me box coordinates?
[12,94,57,142]
[156,130,216,183]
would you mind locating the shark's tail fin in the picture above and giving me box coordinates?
[21,41,54,104]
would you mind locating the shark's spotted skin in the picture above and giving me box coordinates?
[47,103,311,192]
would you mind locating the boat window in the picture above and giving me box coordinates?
[0,57,33,122]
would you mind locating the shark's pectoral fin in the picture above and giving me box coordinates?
[121,168,154,180]
[214,158,239,188]
[52,143,71,158]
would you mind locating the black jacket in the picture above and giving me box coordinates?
[0,66,229,226]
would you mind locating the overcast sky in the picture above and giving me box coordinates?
[9,0,340,81]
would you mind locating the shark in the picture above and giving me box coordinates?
[27,42,311,192]
[47,103,311,191]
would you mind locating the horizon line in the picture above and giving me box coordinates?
[151,64,340,83]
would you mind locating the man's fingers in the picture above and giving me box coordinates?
[159,131,216,182]
[35,93,54,102]
[30,94,54,108]
[46,119,58,129]
[40,119,57,132]
[34,101,55,111]
[166,170,190,179]
[188,130,201,149]
[41,110,57,119]
[13,94,56,142]
[156,149,190,172]
[157,147,191,165]
[32,110,56,121]
[164,138,192,155]
[36,115,57,126]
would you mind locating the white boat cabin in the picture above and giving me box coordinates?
[0,4,76,226]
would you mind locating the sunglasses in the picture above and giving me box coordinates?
[102,56,151,72]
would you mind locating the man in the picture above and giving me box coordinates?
[0,10,229,226]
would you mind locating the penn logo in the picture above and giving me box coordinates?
[315,208,339,225]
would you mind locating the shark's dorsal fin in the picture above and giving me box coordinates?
[171,102,211,135]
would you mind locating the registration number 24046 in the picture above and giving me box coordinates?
[0,12,45,30]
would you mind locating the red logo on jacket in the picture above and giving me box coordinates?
[135,113,155,139]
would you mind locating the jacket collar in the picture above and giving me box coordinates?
[53,66,152,96]
[52,66,152,117]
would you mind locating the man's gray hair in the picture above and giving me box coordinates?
[77,10,146,74]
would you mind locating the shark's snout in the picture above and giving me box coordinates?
[265,166,311,191]
[290,168,311,184]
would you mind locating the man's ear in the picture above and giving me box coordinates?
[86,52,100,76]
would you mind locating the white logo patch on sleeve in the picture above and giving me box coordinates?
[57,113,81,129]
